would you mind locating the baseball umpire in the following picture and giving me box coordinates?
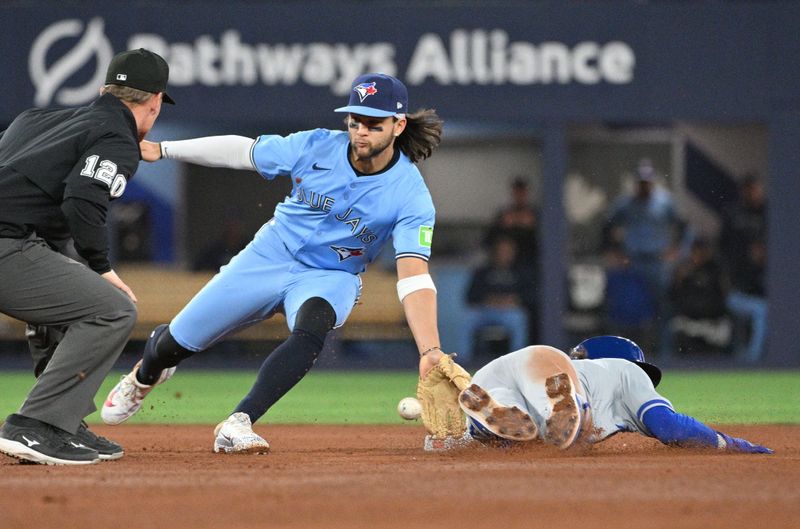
[0,48,173,465]
[101,73,455,455]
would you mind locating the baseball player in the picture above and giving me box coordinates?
[0,49,174,465]
[102,73,450,454]
[456,336,772,453]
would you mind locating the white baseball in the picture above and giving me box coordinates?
[397,397,422,420]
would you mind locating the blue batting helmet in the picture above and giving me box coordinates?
[569,335,662,387]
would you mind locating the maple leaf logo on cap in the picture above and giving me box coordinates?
[353,82,378,102]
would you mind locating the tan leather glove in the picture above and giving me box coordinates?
[416,354,472,441]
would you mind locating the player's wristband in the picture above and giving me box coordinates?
[159,142,166,160]
[397,273,437,302]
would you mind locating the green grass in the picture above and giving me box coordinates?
[1,370,798,425]
[655,371,800,424]
[0,370,421,425]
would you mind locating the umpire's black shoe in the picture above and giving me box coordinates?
[75,421,124,460]
[0,414,99,465]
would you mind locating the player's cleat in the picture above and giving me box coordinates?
[101,359,176,425]
[0,414,99,465]
[74,421,124,460]
[458,384,538,442]
[213,412,270,454]
[543,372,582,449]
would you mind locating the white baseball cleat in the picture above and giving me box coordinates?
[213,412,270,454]
[101,360,176,425]
[543,372,582,449]
[458,383,538,442]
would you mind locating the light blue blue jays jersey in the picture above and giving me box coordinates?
[249,129,435,274]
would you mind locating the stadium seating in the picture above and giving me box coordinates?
[0,265,409,342]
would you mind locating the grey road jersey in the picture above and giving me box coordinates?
[572,358,673,442]
[471,350,673,443]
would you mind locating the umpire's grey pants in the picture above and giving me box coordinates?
[0,235,136,433]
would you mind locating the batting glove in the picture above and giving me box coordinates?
[716,431,773,454]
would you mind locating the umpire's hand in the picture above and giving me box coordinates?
[102,270,138,303]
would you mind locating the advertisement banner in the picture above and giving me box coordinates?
[1,2,797,124]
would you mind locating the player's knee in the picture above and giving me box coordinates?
[293,297,336,342]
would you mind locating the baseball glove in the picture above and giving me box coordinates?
[416,354,472,443]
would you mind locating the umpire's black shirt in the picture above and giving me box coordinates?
[0,93,140,274]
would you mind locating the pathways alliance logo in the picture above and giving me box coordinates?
[29,18,113,107]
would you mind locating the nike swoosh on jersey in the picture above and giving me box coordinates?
[312,162,331,170]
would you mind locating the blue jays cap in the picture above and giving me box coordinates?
[334,73,408,118]
[570,335,662,387]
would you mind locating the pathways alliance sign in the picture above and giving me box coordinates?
[30,18,636,108]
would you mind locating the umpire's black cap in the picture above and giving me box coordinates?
[105,48,175,104]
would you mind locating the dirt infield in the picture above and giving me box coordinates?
[1,424,798,529]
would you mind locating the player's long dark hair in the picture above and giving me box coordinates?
[396,109,443,163]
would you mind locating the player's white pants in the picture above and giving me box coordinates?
[471,345,587,432]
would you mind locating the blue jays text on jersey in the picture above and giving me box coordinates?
[249,128,435,274]
[292,189,377,244]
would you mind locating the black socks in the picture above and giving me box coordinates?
[233,328,325,421]
[234,297,335,421]
[137,324,194,385]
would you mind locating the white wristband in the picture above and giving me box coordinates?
[397,274,437,302]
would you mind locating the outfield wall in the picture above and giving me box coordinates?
[1,1,798,365]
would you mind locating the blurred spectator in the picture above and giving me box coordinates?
[459,236,533,364]
[111,201,152,262]
[192,218,250,271]
[669,238,732,355]
[485,176,539,341]
[602,243,657,351]
[720,175,768,362]
[485,176,539,271]
[603,159,691,357]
